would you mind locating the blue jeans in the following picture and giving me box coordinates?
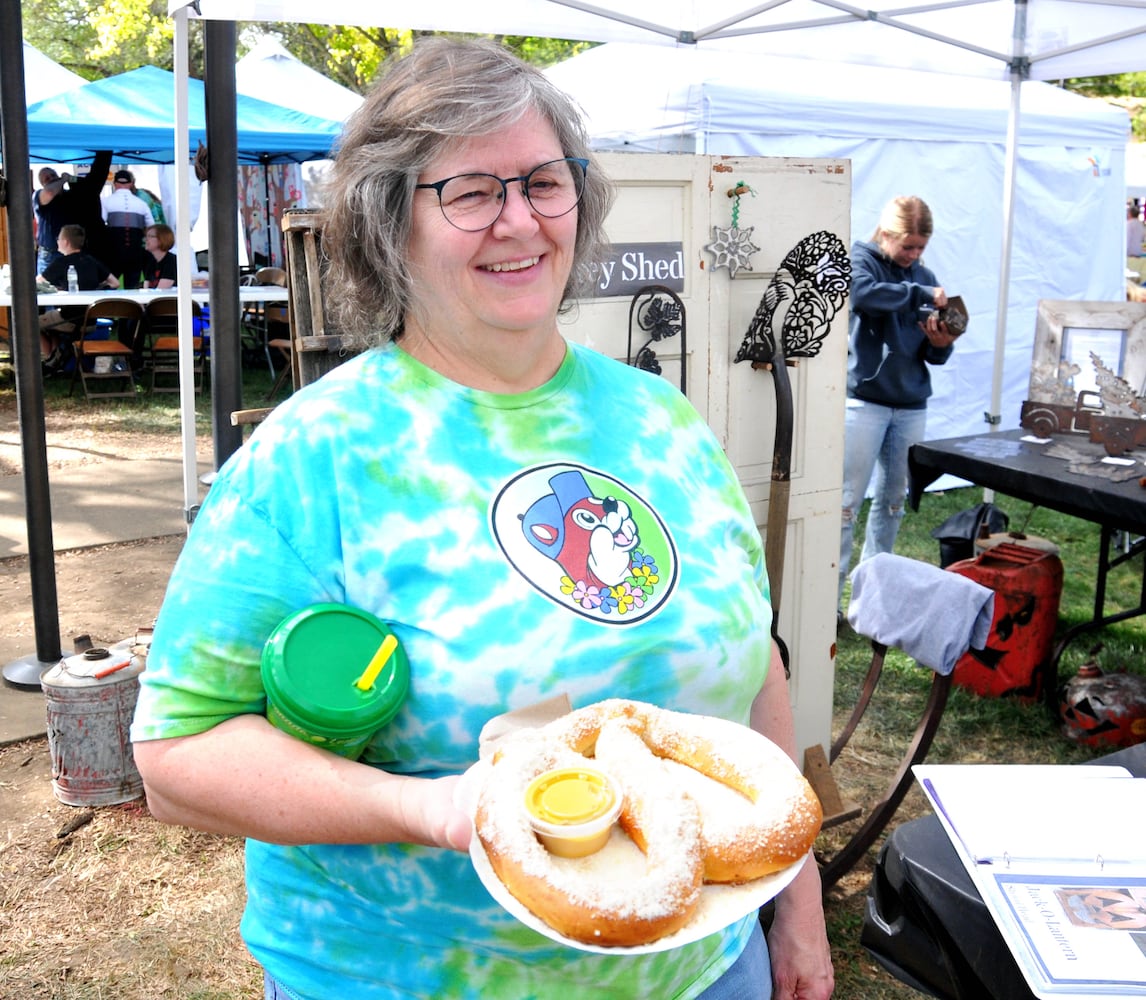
[838,398,928,609]
[36,247,59,275]
[696,920,771,999]
[263,921,771,999]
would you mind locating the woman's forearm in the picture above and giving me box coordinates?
[133,714,470,850]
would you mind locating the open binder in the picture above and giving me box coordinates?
[914,764,1146,999]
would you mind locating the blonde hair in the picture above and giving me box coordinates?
[872,195,933,242]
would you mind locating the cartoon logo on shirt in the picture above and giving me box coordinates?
[490,464,678,625]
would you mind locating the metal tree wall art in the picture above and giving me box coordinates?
[732,229,851,670]
[735,230,851,364]
[627,284,687,396]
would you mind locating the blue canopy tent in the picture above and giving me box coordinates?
[24,64,342,165]
[0,55,343,687]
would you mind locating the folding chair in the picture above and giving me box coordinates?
[69,299,144,401]
[144,297,205,394]
[240,266,288,375]
[808,553,995,892]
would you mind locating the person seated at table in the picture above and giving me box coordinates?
[39,224,118,374]
[142,224,177,289]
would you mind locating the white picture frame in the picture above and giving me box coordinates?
[1029,300,1146,405]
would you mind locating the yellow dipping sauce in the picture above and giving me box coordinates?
[524,768,621,858]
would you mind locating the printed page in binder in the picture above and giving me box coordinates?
[913,764,1146,999]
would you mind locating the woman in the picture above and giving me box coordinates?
[131,38,832,1000]
[838,195,956,618]
[142,223,177,289]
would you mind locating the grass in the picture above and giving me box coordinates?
[34,355,286,418]
[824,486,1144,997]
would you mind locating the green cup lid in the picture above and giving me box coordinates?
[261,603,410,738]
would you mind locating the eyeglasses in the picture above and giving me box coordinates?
[416,157,588,232]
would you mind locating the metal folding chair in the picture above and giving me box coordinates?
[69,299,144,401]
[145,297,205,394]
[808,553,995,891]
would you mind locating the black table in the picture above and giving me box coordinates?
[908,429,1146,698]
[862,743,1146,1000]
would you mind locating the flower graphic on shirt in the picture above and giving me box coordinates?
[569,578,604,610]
[629,552,659,588]
[559,550,661,614]
[611,582,649,616]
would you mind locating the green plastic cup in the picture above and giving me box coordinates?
[260,603,410,760]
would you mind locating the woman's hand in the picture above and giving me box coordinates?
[932,286,948,309]
[921,310,956,348]
[751,652,835,998]
[397,773,473,852]
[768,857,835,1000]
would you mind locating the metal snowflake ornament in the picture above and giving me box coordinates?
[707,181,760,278]
[706,224,760,278]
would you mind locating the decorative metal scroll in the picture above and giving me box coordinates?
[627,284,687,396]
[734,230,851,365]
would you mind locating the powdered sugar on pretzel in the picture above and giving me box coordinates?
[473,699,823,946]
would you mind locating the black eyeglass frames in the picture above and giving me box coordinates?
[415,157,589,232]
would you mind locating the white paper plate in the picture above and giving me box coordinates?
[455,759,805,954]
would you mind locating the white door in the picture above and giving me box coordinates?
[562,152,850,753]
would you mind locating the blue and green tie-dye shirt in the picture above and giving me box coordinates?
[132,340,774,999]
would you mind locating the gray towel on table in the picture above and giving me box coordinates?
[847,552,995,675]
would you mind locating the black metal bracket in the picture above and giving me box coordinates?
[626,284,687,397]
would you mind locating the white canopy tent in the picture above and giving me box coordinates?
[22,41,85,104]
[166,0,1146,79]
[547,42,1130,445]
[235,36,363,122]
[1130,143,1146,199]
[166,0,1146,518]
[234,37,364,264]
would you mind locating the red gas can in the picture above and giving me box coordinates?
[946,542,1064,700]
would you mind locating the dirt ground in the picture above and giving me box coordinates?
[0,400,263,999]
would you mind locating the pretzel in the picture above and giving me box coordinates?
[474,699,822,946]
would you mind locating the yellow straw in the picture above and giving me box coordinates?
[354,634,398,692]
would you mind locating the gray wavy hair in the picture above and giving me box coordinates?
[320,37,614,348]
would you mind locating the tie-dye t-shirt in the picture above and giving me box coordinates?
[131,340,774,1000]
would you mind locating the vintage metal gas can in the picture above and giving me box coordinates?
[40,639,147,806]
[1059,663,1146,748]
[974,531,1059,558]
[946,542,1064,699]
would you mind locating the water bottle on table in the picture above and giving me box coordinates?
[67,266,78,293]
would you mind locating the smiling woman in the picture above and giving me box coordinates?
[130,36,832,1000]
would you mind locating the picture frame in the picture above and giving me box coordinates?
[1028,300,1146,405]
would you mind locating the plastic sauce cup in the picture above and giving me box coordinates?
[524,767,623,858]
[260,603,410,760]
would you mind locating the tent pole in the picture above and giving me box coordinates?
[204,19,244,469]
[989,71,1021,434]
[263,158,272,267]
[983,0,1028,504]
[0,7,63,686]
[174,8,199,524]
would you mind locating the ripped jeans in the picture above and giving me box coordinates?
[838,398,927,610]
